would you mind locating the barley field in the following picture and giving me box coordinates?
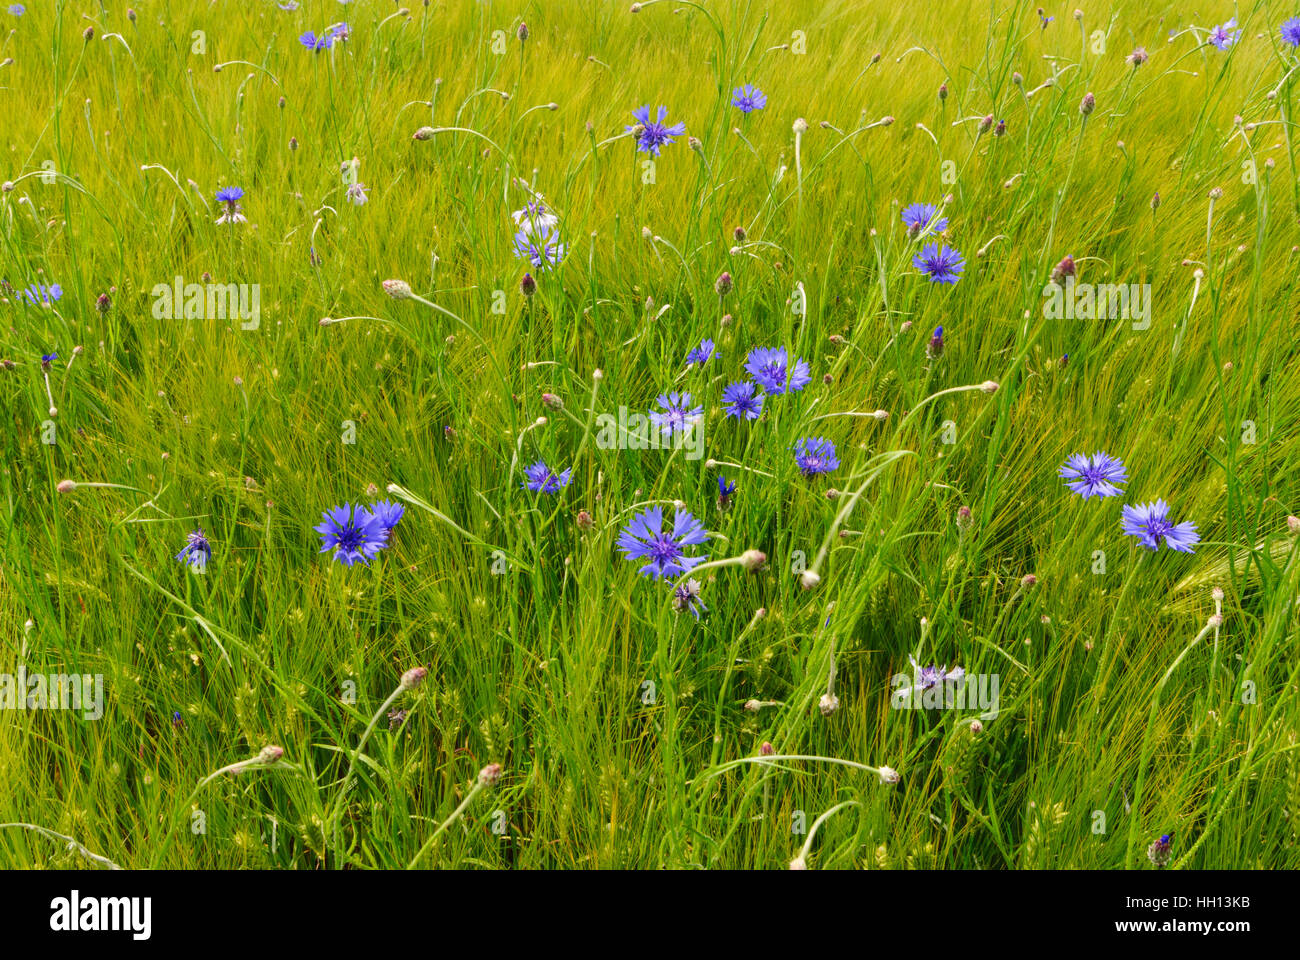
[1,0,1298,872]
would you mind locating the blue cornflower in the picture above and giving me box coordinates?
[793,437,839,476]
[522,460,573,494]
[300,30,334,51]
[1059,451,1128,500]
[901,202,948,237]
[928,326,944,358]
[1283,18,1300,47]
[685,339,716,366]
[513,224,566,268]
[717,475,736,509]
[8,4,24,15]
[329,22,351,43]
[722,381,765,420]
[913,243,965,284]
[172,710,184,729]
[648,392,703,435]
[744,346,812,395]
[616,506,709,580]
[40,352,57,369]
[1039,11,1054,29]
[215,186,246,224]
[368,500,405,534]
[346,182,369,205]
[894,655,965,699]
[1121,500,1200,553]
[1147,834,1173,868]
[174,528,212,574]
[315,503,389,566]
[731,85,767,113]
[627,105,686,156]
[24,283,63,306]
[1208,19,1240,50]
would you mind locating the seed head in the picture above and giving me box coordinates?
[383,278,414,300]
[400,666,428,691]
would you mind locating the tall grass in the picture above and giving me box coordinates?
[1,0,1298,869]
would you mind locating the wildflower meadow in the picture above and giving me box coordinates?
[2,0,1300,880]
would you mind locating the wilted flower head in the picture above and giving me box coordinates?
[522,460,573,494]
[1127,46,1149,67]
[1058,451,1128,500]
[913,243,965,284]
[1121,500,1200,553]
[174,528,212,574]
[673,579,707,618]
[1050,255,1076,283]
[744,346,812,394]
[793,437,840,477]
[345,182,369,205]
[626,105,686,156]
[616,506,709,580]
[315,503,389,566]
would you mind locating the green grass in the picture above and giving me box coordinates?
[1,0,1299,870]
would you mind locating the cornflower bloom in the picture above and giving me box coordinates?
[617,506,709,580]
